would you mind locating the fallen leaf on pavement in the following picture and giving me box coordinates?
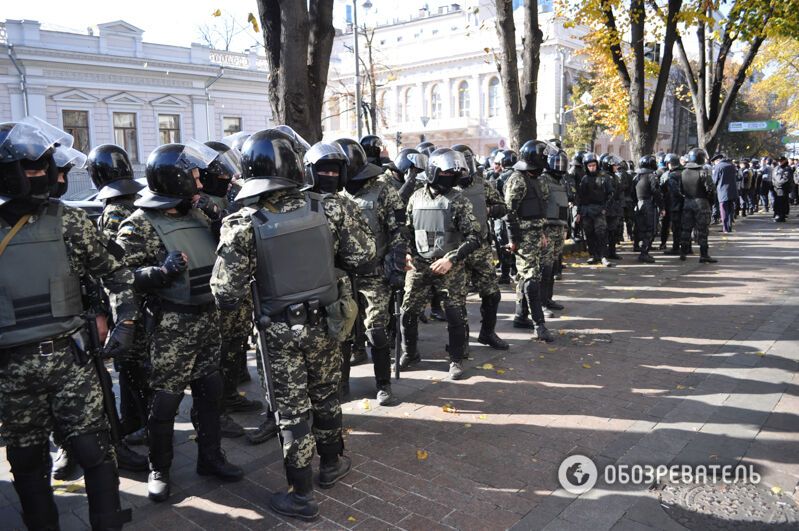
[582,363,592,369]
[347,516,358,523]
[756,351,765,357]
[416,450,429,461]
[771,486,783,495]
[361,399,371,411]
[676,384,687,390]
[496,369,506,375]
[480,363,495,370]
[442,403,456,413]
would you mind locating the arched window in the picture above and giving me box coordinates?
[487,77,500,118]
[458,81,470,118]
[430,84,442,120]
[403,87,417,122]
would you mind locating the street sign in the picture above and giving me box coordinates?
[782,135,799,144]
[728,120,780,133]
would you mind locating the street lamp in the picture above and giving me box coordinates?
[352,1,373,139]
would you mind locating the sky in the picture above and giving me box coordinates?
[3,0,434,52]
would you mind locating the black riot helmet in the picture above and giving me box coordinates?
[572,150,586,166]
[360,135,383,164]
[451,144,477,185]
[416,141,436,156]
[393,148,420,173]
[221,131,251,153]
[87,144,143,200]
[547,149,569,176]
[335,137,384,186]
[199,141,241,197]
[496,149,518,169]
[617,159,630,173]
[0,117,73,202]
[583,152,599,173]
[273,125,311,162]
[304,141,349,194]
[51,144,87,198]
[234,129,308,201]
[136,140,218,209]
[600,153,622,173]
[656,151,667,166]
[426,148,467,194]
[664,153,681,168]
[687,148,708,165]
[515,140,551,172]
[638,155,658,171]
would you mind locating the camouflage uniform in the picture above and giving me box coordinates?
[379,169,422,207]
[400,186,481,365]
[504,170,549,283]
[99,197,152,435]
[211,188,375,470]
[0,201,136,529]
[116,209,221,394]
[342,178,405,390]
[680,163,714,249]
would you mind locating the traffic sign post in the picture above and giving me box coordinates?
[728,120,781,133]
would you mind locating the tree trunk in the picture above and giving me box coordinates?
[494,0,540,151]
[257,0,334,143]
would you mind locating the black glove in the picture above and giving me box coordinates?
[102,321,135,359]
[193,195,222,220]
[162,250,187,278]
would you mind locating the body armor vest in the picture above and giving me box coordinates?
[459,180,488,238]
[668,170,684,210]
[143,210,217,306]
[583,174,608,205]
[412,190,462,260]
[253,192,338,317]
[635,172,655,201]
[544,174,569,225]
[0,202,84,348]
[348,182,387,274]
[681,165,708,200]
[519,174,546,220]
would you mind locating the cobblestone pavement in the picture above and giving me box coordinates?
[1,211,798,530]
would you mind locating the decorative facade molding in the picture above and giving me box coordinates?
[150,95,189,108]
[51,88,99,103]
[104,92,147,105]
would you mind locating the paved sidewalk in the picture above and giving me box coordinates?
[1,211,798,530]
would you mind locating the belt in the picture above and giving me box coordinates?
[160,300,216,314]
[270,300,324,327]
[1,336,73,357]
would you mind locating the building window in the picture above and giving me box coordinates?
[113,112,138,162]
[487,77,500,118]
[430,84,442,120]
[62,110,89,153]
[457,81,470,118]
[403,87,417,122]
[223,117,242,136]
[158,114,181,144]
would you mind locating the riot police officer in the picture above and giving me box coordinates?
[399,148,482,380]
[360,134,385,165]
[337,138,408,405]
[0,117,135,529]
[567,151,586,245]
[680,148,718,262]
[116,141,243,502]
[381,147,426,206]
[452,143,509,350]
[662,153,684,255]
[632,155,663,263]
[576,153,614,266]
[494,149,518,283]
[211,129,375,521]
[599,154,624,260]
[505,140,555,342]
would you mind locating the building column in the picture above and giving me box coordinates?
[471,74,480,120]
[192,95,211,141]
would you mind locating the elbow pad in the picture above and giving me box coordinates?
[488,204,507,219]
[454,238,480,262]
[133,266,169,291]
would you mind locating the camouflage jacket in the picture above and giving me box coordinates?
[504,170,550,242]
[98,198,136,240]
[405,185,482,264]
[210,188,376,309]
[341,177,407,257]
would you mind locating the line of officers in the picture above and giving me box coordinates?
[0,116,580,526]
[484,146,720,269]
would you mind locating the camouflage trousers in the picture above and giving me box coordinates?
[514,225,546,283]
[354,274,391,331]
[218,302,252,389]
[581,208,608,260]
[0,344,107,447]
[543,224,566,267]
[401,258,467,315]
[681,198,710,247]
[461,242,499,299]
[263,320,342,469]
[149,308,221,394]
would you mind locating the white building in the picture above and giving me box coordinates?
[0,18,272,191]
[324,0,677,159]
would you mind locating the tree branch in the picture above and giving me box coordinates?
[600,2,631,89]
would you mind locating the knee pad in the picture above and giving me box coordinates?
[7,444,50,475]
[444,305,467,326]
[400,311,418,329]
[69,431,114,470]
[191,370,224,401]
[482,291,501,310]
[312,409,342,432]
[365,327,389,350]
[150,390,184,422]
[279,412,311,448]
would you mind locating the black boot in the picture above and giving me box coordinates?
[147,391,183,502]
[608,241,621,259]
[679,243,688,261]
[399,312,421,368]
[513,280,535,328]
[192,372,244,482]
[318,437,350,488]
[699,245,718,263]
[8,444,60,531]
[445,305,468,379]
[115,440,149,472]
[270,465,319,521]
[477,292,509,350]
[524,279,554,342]
[542,264,564,310]
[247,414,279,445]
[70,432,132,530]
[222,340,262,413]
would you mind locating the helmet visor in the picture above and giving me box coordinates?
[274,125,311,153]
[178,139,220,171]
[214,148,242,177]
[54,145,87,169]
[0,116,74,162]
